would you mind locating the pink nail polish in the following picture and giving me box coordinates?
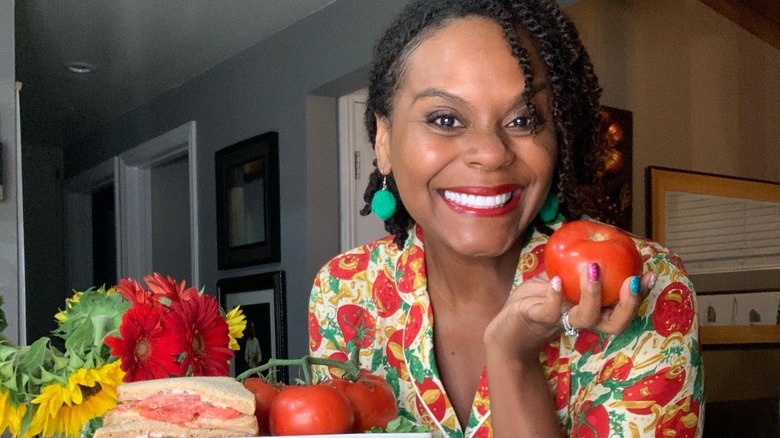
[588,263,600,282]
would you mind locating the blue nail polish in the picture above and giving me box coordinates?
[630,276,641,295]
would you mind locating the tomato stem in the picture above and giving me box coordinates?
[235,350,361,384]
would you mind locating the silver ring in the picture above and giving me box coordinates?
[561,309,580,337]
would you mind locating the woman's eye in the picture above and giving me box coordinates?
[428,113,462,129]
[508,116,531,128]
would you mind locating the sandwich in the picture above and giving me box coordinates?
[94,376,258,438]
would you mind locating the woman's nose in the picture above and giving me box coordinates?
[463,129,515,170]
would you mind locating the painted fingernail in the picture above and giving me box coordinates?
[647,273,658,291]
[551,276,562,293]
[588,263,601,282]
[630,276,642,295]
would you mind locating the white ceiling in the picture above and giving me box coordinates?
[15,0,338,150]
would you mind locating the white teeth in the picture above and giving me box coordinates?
[443,190,512,209]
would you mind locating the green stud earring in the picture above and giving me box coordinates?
[371,176,397,220]
[539,191,560,224]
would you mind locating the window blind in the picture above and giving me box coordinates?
[664,191,780,274]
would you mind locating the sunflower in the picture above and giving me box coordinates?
[225,306,246,350]
[30,361,124,438]
[166,292,232,376]
[0,390,28,437]
[53,287,129,350]
[104,305,182,382]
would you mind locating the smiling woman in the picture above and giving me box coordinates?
[307,1,704,437]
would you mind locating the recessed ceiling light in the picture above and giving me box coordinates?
[65,61,96,74]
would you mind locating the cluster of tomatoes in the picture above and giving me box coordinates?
[243,369,397,436]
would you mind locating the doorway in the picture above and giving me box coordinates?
[65,121,199,294]
[338,88,387,251]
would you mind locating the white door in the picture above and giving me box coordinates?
[339,89,388,251]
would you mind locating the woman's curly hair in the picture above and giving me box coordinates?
[360,0,603,248]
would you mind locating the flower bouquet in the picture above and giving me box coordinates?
[0,273,245,438]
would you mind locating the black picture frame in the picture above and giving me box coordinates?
[215,131,281,269]
[217,270,288,383]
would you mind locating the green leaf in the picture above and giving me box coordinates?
[52,353,70,371]
[571,370,595,397]
[66,315,95,350]
[1,374,17,391]
[690,339,702,367]
[385,367,401,399]
[29,365,65,386]
[68,350,86,370]
[0,359,15,377]
[17,337,49,371]
[407,354,425,383]
[18,403,35,437]
[591,391,611,408]
[371,348,385,371]
[604,316,651,356]
[369,416,431,433]
[0,344,17,360]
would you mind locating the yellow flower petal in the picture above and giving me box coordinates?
[225,306,247,350]
[0,390,29,437]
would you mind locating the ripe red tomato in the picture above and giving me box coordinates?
[332,370,398,432]
[269,383,354,435]
[337,304,376,348]
[243,377,281,435]
[655,395,701,438]
[622,365,686,415]
[571,400,610,438]
[544,220,642,306]
[653,282,695,337]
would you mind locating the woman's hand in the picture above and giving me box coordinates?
[484,263,657,362]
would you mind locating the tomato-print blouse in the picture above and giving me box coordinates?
[308,221,704,437]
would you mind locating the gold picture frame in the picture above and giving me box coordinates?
[646,166,780,346]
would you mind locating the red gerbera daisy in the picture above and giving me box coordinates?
[165,292,232,376]
[144,273,196,304]
[105,305,182,382]
[115,278,161,308]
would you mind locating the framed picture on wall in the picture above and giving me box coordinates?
[217,270,288,383]
[215,131,281,269]
[580,105,634,230]
[646,166,780,347]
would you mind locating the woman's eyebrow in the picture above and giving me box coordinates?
[412,88,470,108]
[414,82,549,107]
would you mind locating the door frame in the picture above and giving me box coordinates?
[66,121,199,289]
[338,89,367,251]
[65,157,120,291]
[118,121,199,286]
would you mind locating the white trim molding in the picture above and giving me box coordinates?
[117,121,199,287]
